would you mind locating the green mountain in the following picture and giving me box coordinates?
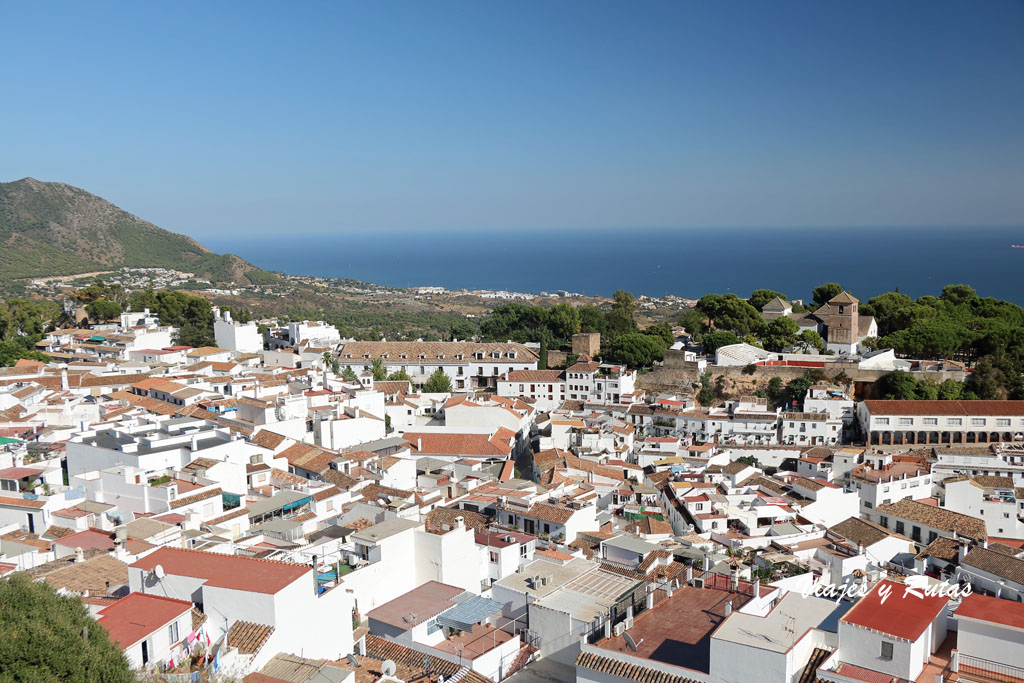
[0,177,275,285]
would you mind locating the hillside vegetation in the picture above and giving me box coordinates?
[0,177,275,285]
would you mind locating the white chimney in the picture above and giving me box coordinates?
[417,437,422,451]
[724,600,733,616]
[61,369,69,391]
[75,547,85,563]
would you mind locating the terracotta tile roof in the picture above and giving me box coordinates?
[339,341,537,363]
[576,651,700,683]
[130,547,309,594]
[862,400,1024,416]
[962,546,1024,585]
[169,487,223,510]
[405,432,514,458]
[841,579,948,641]
[972,475,1015,489]
[424,507,490,534]
[363,634,491,683]
[321,469,359,489]
[521,502,575,524]
[227,620,276,655]
[311,486,342,502]
[278,443,339,473]
[915,536,961,562]
[207,507,249,525]
[32,554,128,594]
[957,593,1024,630]
[829,517,905,548]
[875,499,987,542]
[98,593,192,648]
[250,430,289,450]
[270,468,308,486]
[0,495,47,509]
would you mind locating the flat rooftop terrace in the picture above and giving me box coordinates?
[594,585,749,674]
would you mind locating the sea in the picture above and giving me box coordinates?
[203,226,1024,305]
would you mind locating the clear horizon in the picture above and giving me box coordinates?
[3,1,1023,239]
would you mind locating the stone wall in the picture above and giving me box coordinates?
[638,350,968,399]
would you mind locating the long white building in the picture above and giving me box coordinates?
[857,400,1024,446]
[336,341,538,391]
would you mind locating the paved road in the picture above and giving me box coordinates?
[504,658,576,683]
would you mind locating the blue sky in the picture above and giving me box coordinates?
[2,1,1022,235]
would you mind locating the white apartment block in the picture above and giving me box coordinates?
[944,476,1024,539]
[779,411,843,446]
[849,452,933,513]
[212,307,263,354]
[803,385,855,424]
[497,362,636,411]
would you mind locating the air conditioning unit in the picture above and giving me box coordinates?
[613,622,625,637]
[624,616,634,630]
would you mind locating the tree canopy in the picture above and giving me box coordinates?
[0,573,133,682]
[423,367,453,393]
[812,282,843,307]
[606,332,665,368]
[748,289,787,311]
[694,294,765,337]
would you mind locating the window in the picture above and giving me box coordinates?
[928,531,937,543]
[923,418,938,426]
[876,418,890,426]
[971,418,986,426]
[895,521,905,534]
[427,618,442,635]
[168,621,179,644]
[997,418,1011,427]
[948,418,962,426]
[880,641,893,661]
[520,544,528,558]
[489,551,499,564]
[899,418,913,426]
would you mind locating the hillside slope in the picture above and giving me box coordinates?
[0,178,273,285]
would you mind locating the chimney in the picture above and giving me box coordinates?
[75,546,85,563]
[645,587,655,610]
[417,437,422,452]
[753,578,760,597]
[454,516,465,530]
[191,434,199,451]
[312,554,319,596]
[61,368,69,391]
[686,566,693,584]
[724,600,733,617]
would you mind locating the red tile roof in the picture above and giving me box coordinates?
[130,547,309,594]
[840,580,948,641]
[54,529,115,551]
[956,593,1024,630]
[862,400,1024,416]
[98,593,192,648]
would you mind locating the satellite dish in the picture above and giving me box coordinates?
[381,660,397,677]
[623,632,640,652]
[154,564,166,580]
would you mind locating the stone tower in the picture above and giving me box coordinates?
[572,332,601,358]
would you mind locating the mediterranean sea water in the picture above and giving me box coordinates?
[203,226,1024,304]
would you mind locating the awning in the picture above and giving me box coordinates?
[435,595,503,632]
